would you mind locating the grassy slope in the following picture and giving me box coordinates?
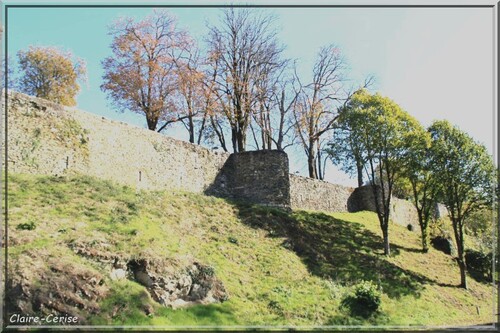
[7,173,495,327]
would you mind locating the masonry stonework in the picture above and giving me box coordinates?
[3,91,439,229]
[4,92,229,193]
[289,175,354,213]
[206,150,290,208]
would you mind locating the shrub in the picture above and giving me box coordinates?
[340,281,381,318]
[16,221,36,230]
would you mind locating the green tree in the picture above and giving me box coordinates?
[327,104,367,187]
[335,89,424,255]
[429,120,496,289]
[17,46,86,106]
[401,128,439,253]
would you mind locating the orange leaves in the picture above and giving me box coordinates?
[17,46,86,106]
[101,10,192,131]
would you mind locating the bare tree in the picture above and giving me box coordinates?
[167,44,211,143]
[206,8,285,153]
[251,62,299,151]
[2,56,15,90]
[292,44,350,179]
[101,10,191,132]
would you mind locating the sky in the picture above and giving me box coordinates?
[3,3,496,186]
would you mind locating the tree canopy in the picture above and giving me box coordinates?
[428,120,496,289]
[101,10,191,131]
[17,46,86,106]
[328,89,426,255]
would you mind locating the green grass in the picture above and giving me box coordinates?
[7,173,496,328]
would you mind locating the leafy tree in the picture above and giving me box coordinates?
[466,207,496,253]
[17,46,86,106]
[400,128,439,252]
[327,103,367,187]
[337,89,424,255]
[429,120,496,289]
[101,10,191,131]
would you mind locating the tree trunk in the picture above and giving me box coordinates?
[452,217,467,289]
[356,160,363,187]
[458,257,467,289]
[146,116,158,131]
[383,227,390,256]
[231,127,238,153]
[188,115,195,144]
[317,149,323,180]
[237,127,246,152]
[307,147,317,179]
[421,227,429,253]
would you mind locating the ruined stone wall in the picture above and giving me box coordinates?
[289,175,355,213]
[206,150,290,208]
[3,91,230,192]
[391,197,420,230]
[290,180,425,230]
[3,91,445,227]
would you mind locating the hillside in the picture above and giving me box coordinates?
[7,173,495,328]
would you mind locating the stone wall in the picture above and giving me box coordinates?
[291,180,424,230]
[3,91,230,192]
[206,150,290,208]
[391,197,420,230]
[289,175,355,213]
[3,91,446,229]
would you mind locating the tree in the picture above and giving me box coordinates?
[2,57,15,90]
[206,8,285,153]
[401,128,439,252]
[337,89,424,255]
[429,120,496,289]
[16,46,86,106]
[101,10,190,131]
[169,45,212,144]
[292,44,349,179]
[327,101,367,187]
[250,67,298,151]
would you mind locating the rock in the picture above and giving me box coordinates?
[127,258,228,308]
[431,236,457,256]
[171,299,189,309]
[110,268,127,280]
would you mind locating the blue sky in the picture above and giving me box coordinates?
[4,4,495,186]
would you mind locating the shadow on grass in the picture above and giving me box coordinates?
[392,244,426,254]
[234,203,434,299]
[160,303,239,326]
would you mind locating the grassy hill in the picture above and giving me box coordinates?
[7,173,495,328]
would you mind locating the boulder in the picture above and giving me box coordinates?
[127,258,228,308]
[431,236,457,256]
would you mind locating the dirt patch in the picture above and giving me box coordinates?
[7,250,108,324]
[70,240,228,309]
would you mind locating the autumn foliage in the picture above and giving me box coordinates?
[101,10,191,131]
[17,46,86,106]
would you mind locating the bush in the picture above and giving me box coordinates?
[340,280,381,318]
[16,221,36,230]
